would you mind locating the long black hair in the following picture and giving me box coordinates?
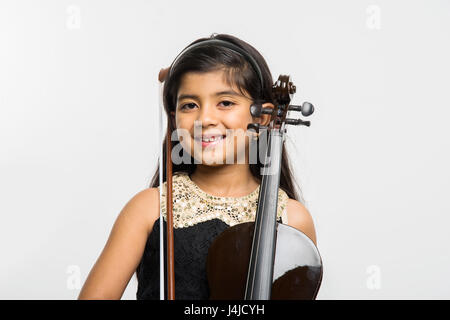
[150,33,303,202]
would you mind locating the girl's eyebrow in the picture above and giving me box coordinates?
[177,90,243,101]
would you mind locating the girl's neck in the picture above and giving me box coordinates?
[189,164,259,198]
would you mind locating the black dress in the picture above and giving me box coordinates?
[135,171,288,300]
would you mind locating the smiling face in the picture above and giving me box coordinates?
[173,69,262,166]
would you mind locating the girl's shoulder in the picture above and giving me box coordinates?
[125,187,161,234]
[285,199,317,245]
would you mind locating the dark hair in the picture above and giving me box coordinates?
[149,33,303,202]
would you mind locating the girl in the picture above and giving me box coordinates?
[78,33,317,300]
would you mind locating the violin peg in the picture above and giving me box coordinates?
[288,102,314,117]
[250,102,273,117]
[301,102,314,116]
[285,118,311,127]
[250,103,263,117]
[262,107,273,115]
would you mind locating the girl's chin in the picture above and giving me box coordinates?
[192,155,228,165]
[192,153,248,165]
[198,162,227,167]
[189,140,248,165]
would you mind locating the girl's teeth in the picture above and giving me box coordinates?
[203,136,222,142]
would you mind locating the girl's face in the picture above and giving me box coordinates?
[173,69,269,166]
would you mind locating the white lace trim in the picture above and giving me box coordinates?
[158,171,289,228]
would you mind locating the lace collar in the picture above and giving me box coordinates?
[179,171,260,204]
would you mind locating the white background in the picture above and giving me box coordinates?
[1,0,449,299]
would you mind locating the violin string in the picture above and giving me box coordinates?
[256,129,271,297]
[246,122,272,298]
[158,80,165,300]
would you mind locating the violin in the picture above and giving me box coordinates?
[206,75,323,299]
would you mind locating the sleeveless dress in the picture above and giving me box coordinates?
[135,171,290,300]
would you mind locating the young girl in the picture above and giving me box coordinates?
[78,33,317,300]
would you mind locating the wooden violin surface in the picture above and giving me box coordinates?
[206,222,323,300]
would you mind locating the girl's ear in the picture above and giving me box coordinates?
[258,102,275,127]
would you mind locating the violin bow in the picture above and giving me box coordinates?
[158,68,175,300]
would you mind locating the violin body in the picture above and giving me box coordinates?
[206,221,323,299]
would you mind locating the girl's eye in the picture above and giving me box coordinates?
[180,101,235,110]
[219,100,235,107]
[180,103,197,110]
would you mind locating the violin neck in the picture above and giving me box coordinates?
[245,129,284,300]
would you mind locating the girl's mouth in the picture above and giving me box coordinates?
[195,135,226,148]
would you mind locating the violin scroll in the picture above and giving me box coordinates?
[248,75,315,131]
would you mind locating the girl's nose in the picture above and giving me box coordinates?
[197,103,219,126]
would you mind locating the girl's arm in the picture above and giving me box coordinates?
[78,188,160,299]
[286,199,317,246]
